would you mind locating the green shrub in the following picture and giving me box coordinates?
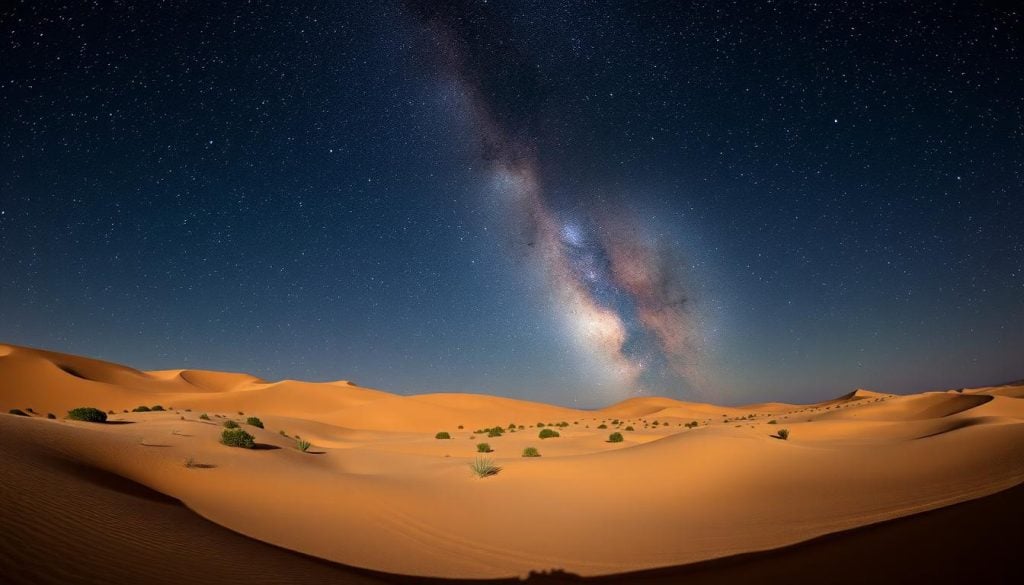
[132,406,151,412]
[625,426,634,431]
[521,447,540,457]
[221,428,255,448]
[469,456,500,478]
[151,405,165,412]
[777,429,790,440]
[67,407,107,423]
[8,408,28,416]
[435,431,452,439]
[476,443,493,453]
[199,413,211,420]
[296,438,311,452]
[246,416,264,429]
[487,428,502,438]
[539,428,560,439]
[608,432,624,443]
[597,423,607,429]
[223,420,239,429]
[46,413,56,419]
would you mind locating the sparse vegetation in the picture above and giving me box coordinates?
[221,428,255,448]
[8,408,28,416]
[625,425,634,431]
[477,443,493,453]
[132,406,151,412]
[538,428,560,439]
[777,428,790,440]
[223,420,239,429]
[199,413,211,420]
[151,405,165,411]
[435,431,452,439]
[685,421,699,428]
[46,413,56,419]
[487,428,503,438]
[67,407,107,423]
[522,447,540,457]
[246,416,264,429]
[597,423,608,429]
[608,432,624,443]
[296,438,312,452]
[768,419,778,424]
[469,456,500,478]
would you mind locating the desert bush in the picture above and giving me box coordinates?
[67,407,107,423]
[522,447,540,457]
[46,413,56,419]
[469,456,500,478]
[768,419,778,424]
[487,428,503,438]
[8,408,28,416]
[537,422,545,427]
[625,426,634,431]
[457,425,464,429]
[246,416,264,429]
[538,428,560,439]
[608,432,624,443]
[296,438,311,452]
[199,413,211,420]
[477,442,493,453]
[777,429,790,440]
[223,420,239,429]
[132,405,151,412]
[151,405,165,411]
[221,428,255,448]
[435,431,452,439]
[597,424,607,429]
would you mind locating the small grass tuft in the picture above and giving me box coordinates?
[469,456,500,478]
[597,423,608,429]
[132,405,151,412]
[223,420,239,429]
[435,431,452,439]
[768,419,778,424]
[476,442,493,453]
[538,428,560,439]
[624,425,634,431]
[607,432,624,443]
[246,416,264,429]
[522,447,540,457]
[199,413,211,420]
[46,413,56,419]
[777,428,790,440]
[150,405,165,412]
[296,438,312,452]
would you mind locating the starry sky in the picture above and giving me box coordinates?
[1,1,1021,407]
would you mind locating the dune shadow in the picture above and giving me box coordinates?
[187,463,217,469]
[140,443,172,448]
[103,420,136,425]
[57,363,92,380]
[252,443,281,451]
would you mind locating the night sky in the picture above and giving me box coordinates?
[2,1,1021,407]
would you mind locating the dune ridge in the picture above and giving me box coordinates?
[1,342,1023,579]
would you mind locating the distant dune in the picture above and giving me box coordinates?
[1,342,1022,581]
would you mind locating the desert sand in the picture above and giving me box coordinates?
[1,342,1022,581]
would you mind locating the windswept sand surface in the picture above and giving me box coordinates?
[1,342,1022,579]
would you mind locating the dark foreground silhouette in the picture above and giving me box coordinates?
[2,442,1021,585]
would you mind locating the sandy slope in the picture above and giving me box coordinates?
[1,342,1022,579]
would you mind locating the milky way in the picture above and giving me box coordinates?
[411,6,706,400]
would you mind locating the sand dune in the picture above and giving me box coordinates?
[1,342,1022,580]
